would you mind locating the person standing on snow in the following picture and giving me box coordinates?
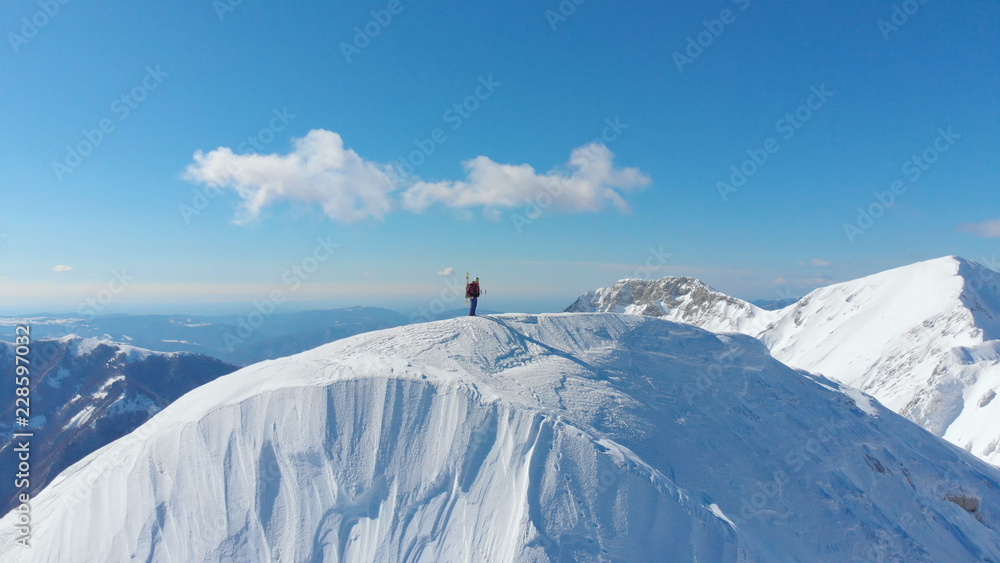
[466,277,482,316]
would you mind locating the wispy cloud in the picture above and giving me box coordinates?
[401,143,650,217]
[809,259,831,267]
[959,219,1000,238]
[52,265,73,273]
[437,267,454,276]
[183,131,650,224]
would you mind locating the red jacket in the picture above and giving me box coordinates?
[466,282,481,298]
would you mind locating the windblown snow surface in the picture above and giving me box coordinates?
[569,256,1000,466]
[3,313,1000,561]
[762,257,1000,466]
[0,336,237,516]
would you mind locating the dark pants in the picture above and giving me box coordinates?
[469,297,478,316]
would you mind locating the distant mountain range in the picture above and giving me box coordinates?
[0,337,237,515]
[0,306,410,366]
[568,256,1000,465]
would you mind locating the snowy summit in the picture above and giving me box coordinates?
[3,313,1000,561]
[567,256,1000,466]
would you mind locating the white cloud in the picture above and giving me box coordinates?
[52,265,73,273]
[183,130,397,224]
[437,267,455,277]
[183,131,651,224]
[959,219,1000,238]
[810,259,832,267]
[401,143,650,217]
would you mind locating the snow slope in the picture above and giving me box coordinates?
[0,336,236,516]
[568,256,1000,465]
[4,314,1000,561]
[761,257,1000,461]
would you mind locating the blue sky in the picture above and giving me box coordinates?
[1,0,997,315]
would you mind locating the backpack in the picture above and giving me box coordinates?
[467,281,481,298]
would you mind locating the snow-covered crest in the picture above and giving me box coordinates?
[4,313,999,561]
[569,256,1000,465]
[565,275,773,334]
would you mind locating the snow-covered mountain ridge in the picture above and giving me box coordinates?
[567,256,1000,465]
[0,336,237,516]
[3,313,1000,561]
[566,275,772,334]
